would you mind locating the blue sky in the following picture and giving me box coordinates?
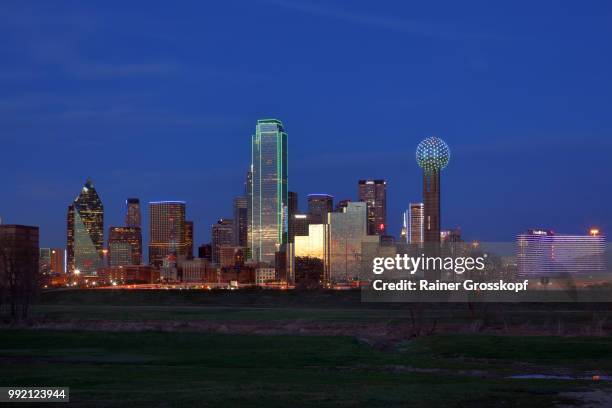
[1,0,611,249]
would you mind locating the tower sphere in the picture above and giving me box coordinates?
[416,137,450,172]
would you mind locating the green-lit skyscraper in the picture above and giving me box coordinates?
[67,178,104,275]
[250,119,288,264]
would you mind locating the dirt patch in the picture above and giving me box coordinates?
[557,389,612,407]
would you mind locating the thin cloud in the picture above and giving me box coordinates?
[0,4,181,80]
[263,0,502,41]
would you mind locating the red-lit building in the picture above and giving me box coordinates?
[358,180,387,235]
[97,265,157,284]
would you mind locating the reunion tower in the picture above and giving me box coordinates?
[416,137,450,244]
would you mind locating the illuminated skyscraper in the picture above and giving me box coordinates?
[408,203,424,245]
[294,224,329,283]
[39,248,51,275]
[287,191,299,243]
[125,198,141,228]
[246,168,253,257]
[233,197,248,248]
[50,248,65,273]
[250,119,288,264]
[212,218,234,264]
[67,178,104,274]
[148,201,186,269]
[358,180,387,235]
[416,138,450,243]
[308,194,333,224]
[109,226,142,266]
[288,191,298,214]
[328,202,378,284]
[184,221,194,260]
[517,229,606,278]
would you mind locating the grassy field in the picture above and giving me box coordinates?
[32,289,612,327]
[1,330,611,407]
[1,289,611,407]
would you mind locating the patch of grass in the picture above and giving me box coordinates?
[418,335,612,368]
[0,330,609,407]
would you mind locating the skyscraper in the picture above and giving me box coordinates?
[287,191,299,243]
[517,229,606,278]
[408,203,424,245]
[233,196,248,248]
[358,180,387,235]
[288,191,298,216]
[250,119,288,264]
[0,225,39,315]
[328,202,378,284]
[212,218,234,264]
[416,138,450,244]
[184,221,194,260]
[50,248,65,274]
[67,178,104,274]
[246,167,253,258]
[109,226,142,266]
[148,201,187,269]
[308,194,333,224]
[125,198,141,228]
[294,224,329,283]
[39,248,51,275]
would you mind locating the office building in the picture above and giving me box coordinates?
[125,198,141,228]
[290,213,310,243]
[441,228,461,243]
[308,194,333,224]
[288,191,298,216]
[0,225,39,297]
[287,191,299,243]
[517,229,606,278]
[246,168,253,257]
[39,248,51,275]
[358,180,387,235]
[233,196,248,248]
[181,258,216,283]
[108,226,142,266]
[108,241,131,267]
[256,268,277,285]
[219,246,245,268]
[50,248,65,274]
[97,265,156,285]
[185,221,194,260]
[294,224,330,284]
[408,203,424,245]
[250,119,288,263]
[148,201,187,269]
[67,178,104,274]
[198,243,212,261]
[212,218,234,264]
[328,202,378,284]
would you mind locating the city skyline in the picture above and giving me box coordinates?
[4,124,610,251]
[1,1,610,249]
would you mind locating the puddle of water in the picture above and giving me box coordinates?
[508,374,612,381]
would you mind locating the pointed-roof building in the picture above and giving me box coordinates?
[67,178,104,275]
